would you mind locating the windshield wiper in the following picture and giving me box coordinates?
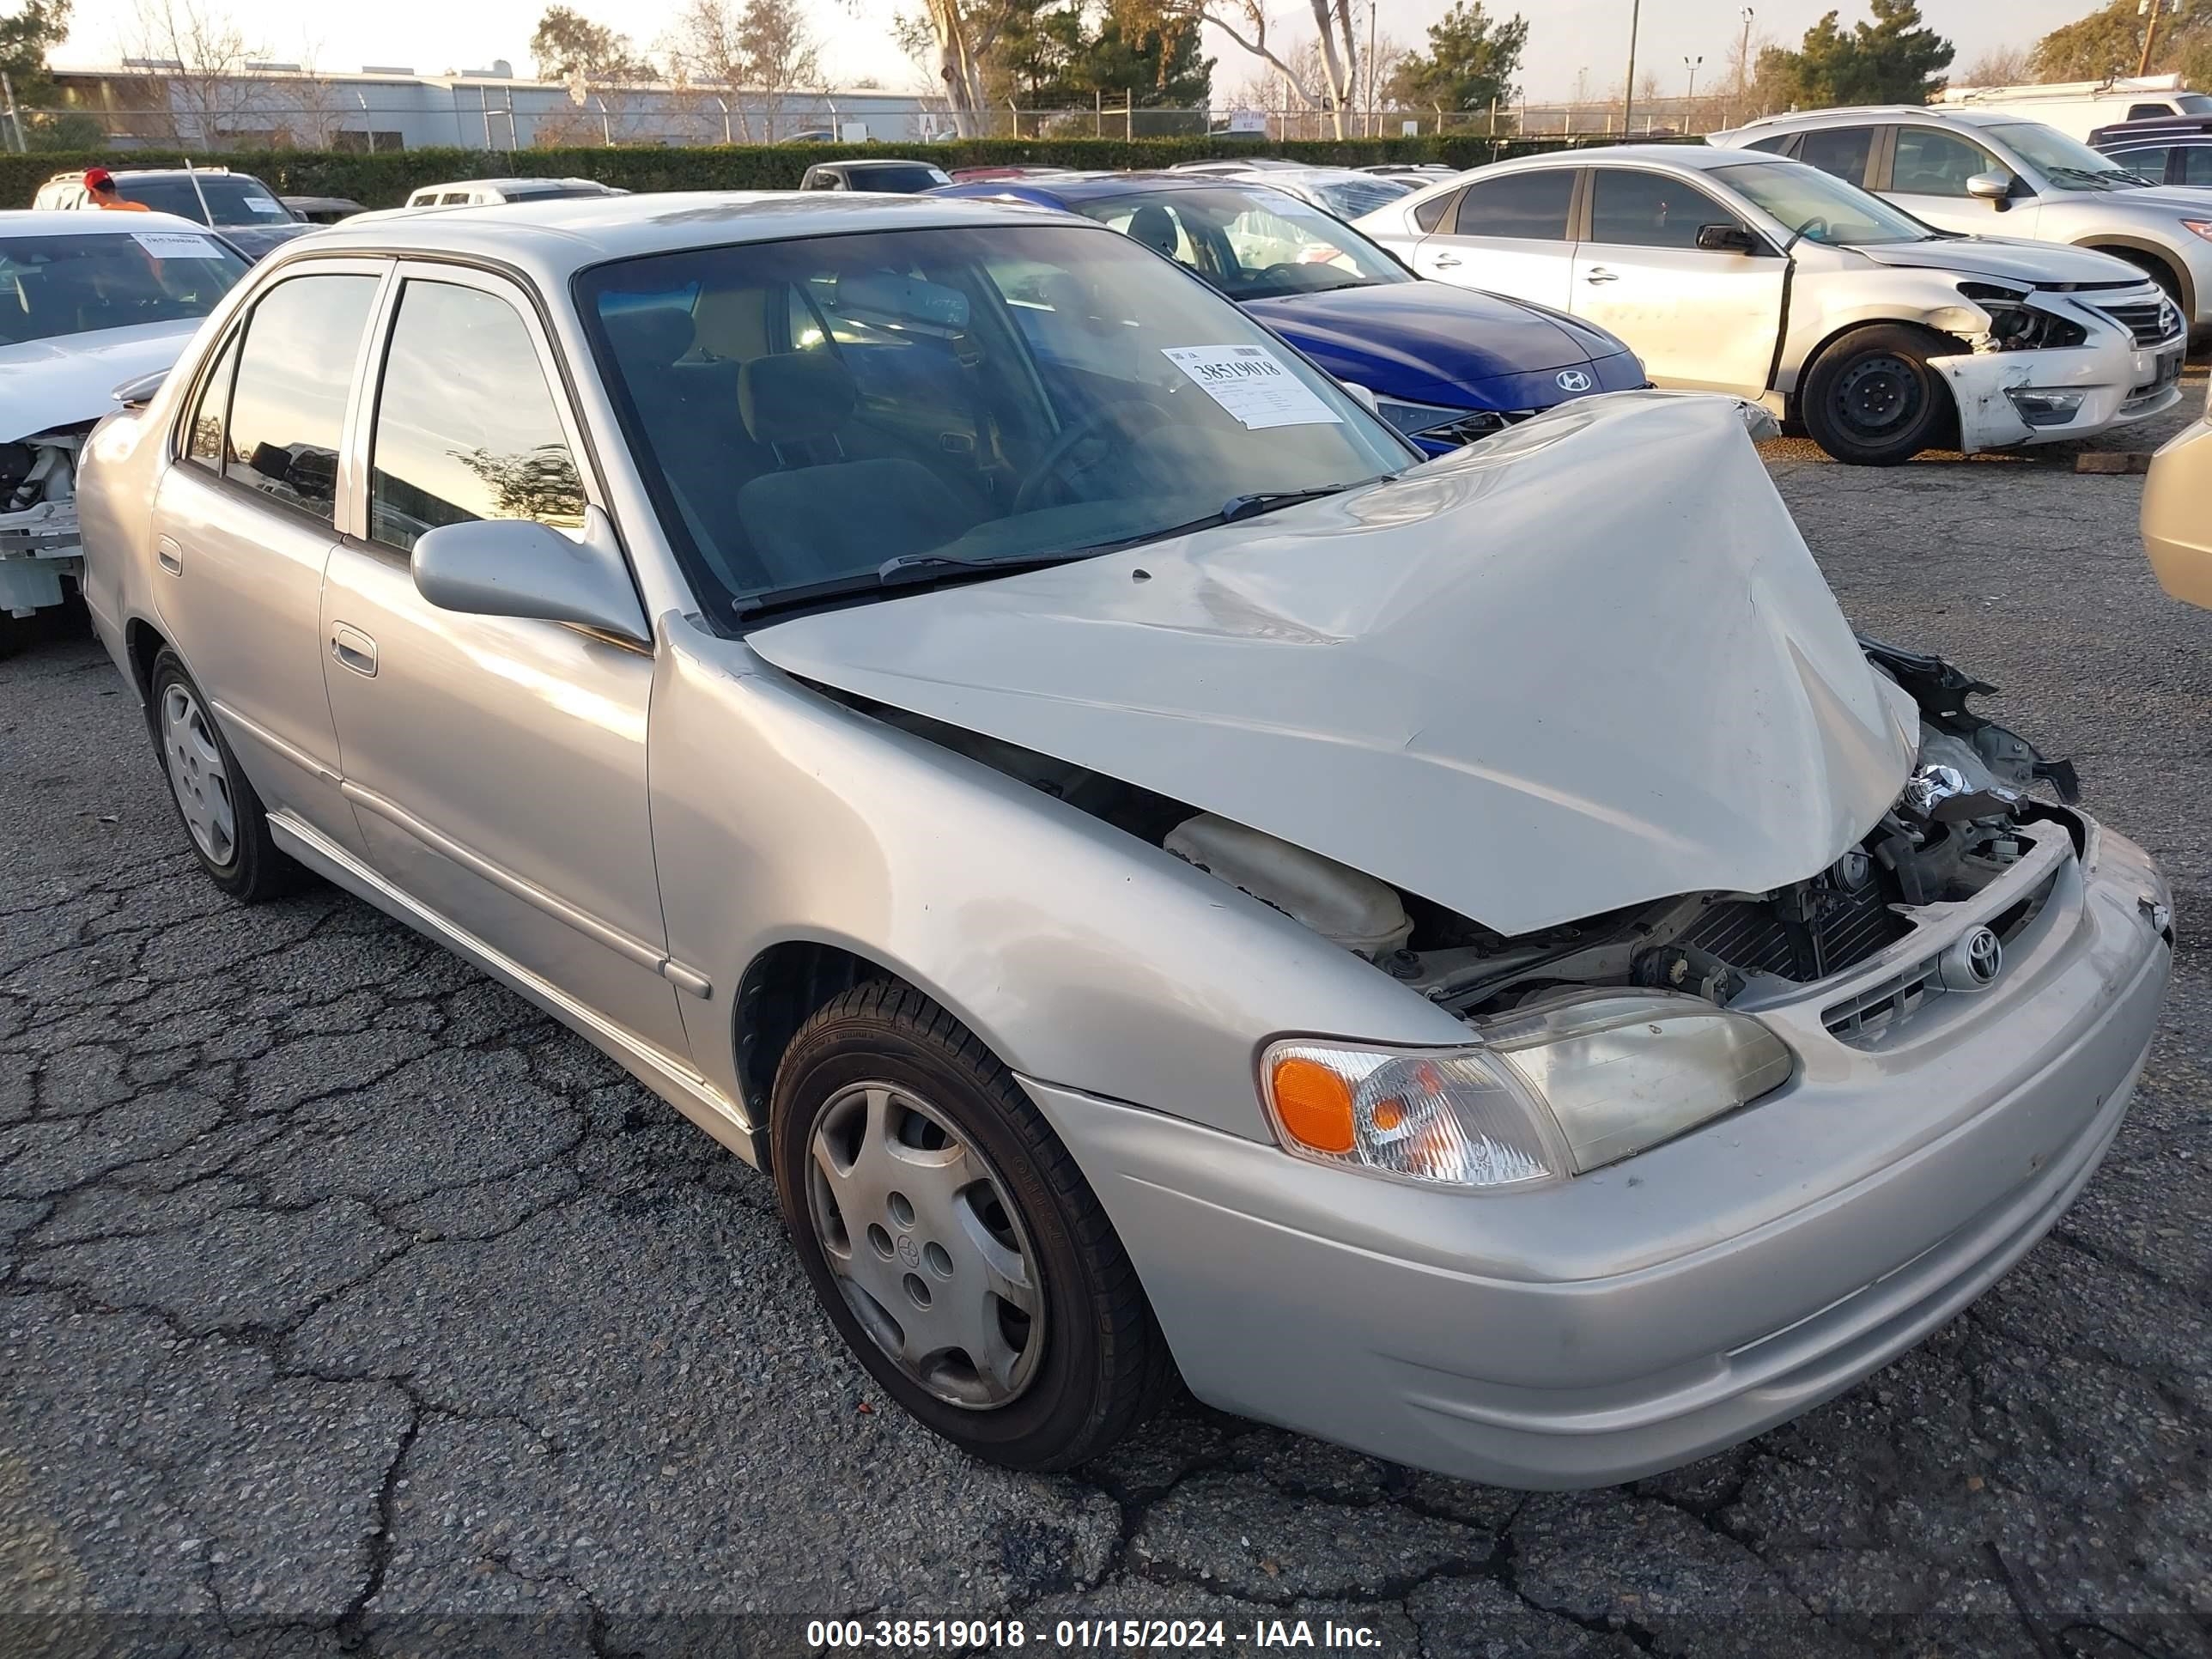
[875,550,1093,585]
[727,550,1092,618]
[2045,165,2137,190]
[1218,483,1369,522]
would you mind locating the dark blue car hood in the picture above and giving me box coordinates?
[1242,281,1631,408]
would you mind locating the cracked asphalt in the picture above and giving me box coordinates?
[6,387,2212,1659]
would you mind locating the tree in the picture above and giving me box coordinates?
[1958,43,2033,85]
[668,0,824,139]
[1143,0,1360,134]
[2,0,71,112]
[529,5,653,82]
[1386,2,1526,112]
[128,0,264,149]
[1757,0,1954,109]
[2031,0,2212,82]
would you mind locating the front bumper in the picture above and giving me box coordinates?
[1931,328,2185,453]
[1024,816,2171,1488]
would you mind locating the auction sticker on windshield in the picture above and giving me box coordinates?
[1163,343,1343,429]
[130,231,227,259]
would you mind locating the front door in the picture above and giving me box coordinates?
[1881,124,2034,236]
[1568,167,1786,396]
[149,261,386,852]
[1410,167,1578,309]
[318,263,689,1059]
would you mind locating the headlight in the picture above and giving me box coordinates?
[1958,283,2085,350]
[1368,392,1511,443]
[2181,220,2212,242]
[1261,991,1794,1190]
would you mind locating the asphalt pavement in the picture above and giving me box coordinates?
[4,389,2211,1659]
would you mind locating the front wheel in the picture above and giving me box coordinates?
[1800,325,1954,466]
[771,981,1170,1470]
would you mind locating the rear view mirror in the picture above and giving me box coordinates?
[1966,172,2013,202]
[830,270,971,335]
[1695,223,1759,254]
[411,505,649,644]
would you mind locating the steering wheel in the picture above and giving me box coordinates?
[1012,403,1148,514]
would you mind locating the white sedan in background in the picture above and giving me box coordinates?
[1,210,249,646]
[1360,145,2186,464]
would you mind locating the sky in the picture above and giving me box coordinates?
[52,0,2116,104]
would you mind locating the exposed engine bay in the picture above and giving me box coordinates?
[0,425,87,622]
[842,635,2077,1024]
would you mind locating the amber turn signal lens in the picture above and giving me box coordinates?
[1270,1055,1356,1154]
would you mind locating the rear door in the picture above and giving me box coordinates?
[1568,167,1785,396]
[1790,125,1881,190]
[1408,167,1577,308]
[149,259,386,853]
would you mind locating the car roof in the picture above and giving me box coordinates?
[46,167,253,181]
[1723,104,2021,134]
[1476,143,1759,173]
[410,177,614,193]
[941,170,1291,205]
[264,191,1109,283]
[816,157,945,169]
[0,207,228,237]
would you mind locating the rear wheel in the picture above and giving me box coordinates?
[146,647,301,901]
[1801,325,1954,466]
[771,981,1170,1470]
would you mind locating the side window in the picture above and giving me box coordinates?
[1891,127,1999,196]
[2184,147,2212,187]
[369,280,587,555]
[2115,145,2173,180]
[1794,125,1876,185]
[1588,169,1743,251]
[2127,103,2172,122]
[223,273,380,523]
[1451,170,1576,240]
[1741,134,1796,155]
[1413,188,1460,232]
[185,331,240,468]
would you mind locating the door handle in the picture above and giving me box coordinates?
[155,537,182,574]
[1583,267,1620,284]
[1429,253,1462,269]
[331,623,378,678]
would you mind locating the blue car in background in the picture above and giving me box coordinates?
[933,172,1646,453]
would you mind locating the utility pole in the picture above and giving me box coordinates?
[1739,7,1755,120]
[1622,0,1643,137]
[2139,0,2172,78]
[1685,55,1702,102]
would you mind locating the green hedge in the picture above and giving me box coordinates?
[2,133,1689,211]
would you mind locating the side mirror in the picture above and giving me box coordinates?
[1340,380,1380,414]
[1695,222,1759,254]
[411,505,649,645]
[112,368,168,409]
[1966,171,2013,202]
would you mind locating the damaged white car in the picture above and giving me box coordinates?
[1,210,248,647]
[1359,145,2185,465]
[78,197,2172,1487]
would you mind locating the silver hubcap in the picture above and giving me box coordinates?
[160,683,236,865]
[805,1080,1045,1410]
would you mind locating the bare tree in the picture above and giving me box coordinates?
[915,0,1018,137]
[128,0,264,149]
[738,0,821,140]
[666,0,755,138]
[1153,0,1361,136]
[1959,43,2033,86]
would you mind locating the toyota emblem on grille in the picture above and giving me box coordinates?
[1964,927,2002,985]
[1555,368,1594,392]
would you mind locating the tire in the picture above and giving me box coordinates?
[771,981,1170,1471]
[1800,325,1954,466]
[145,647,301,902]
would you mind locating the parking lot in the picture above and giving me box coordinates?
[4,386,2211,1659]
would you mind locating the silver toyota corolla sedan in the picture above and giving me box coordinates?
[76,193,2173,1488]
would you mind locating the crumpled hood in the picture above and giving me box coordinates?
[0,318,202,440]
[1853,235,2152,286]
[748,392,1919,936]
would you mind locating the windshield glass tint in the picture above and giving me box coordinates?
[579,223,1406,616]
[847,166,949,191]
[1713,160,1936,244]
[1987,121,2152,187]
[1311,178,1412,218]
[1070,186,1411,299]
[118,176,295,225]
[0,229,248,344]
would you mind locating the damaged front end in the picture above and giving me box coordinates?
[0,425,88,623]
[1929,279,2185,452]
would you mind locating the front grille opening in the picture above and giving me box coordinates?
[1680,878,1911,984]
[2096,300,2180,347]
[1820,865,2063,1047]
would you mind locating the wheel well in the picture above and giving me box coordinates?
[2082,243,2186,308]
[1787,319,1965,441]
[733,941,904,1123]
[125,617,168,701]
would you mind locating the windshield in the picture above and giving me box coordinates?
[1712,159,1938,245]
[2175,94,2212,114]
[579,223,1406,617]
[116,174,295,226]
[1310,177,1413,218]
[0,228,248,346]
[1986,121,2156,189]
[1068,185,1413,301]
[845,165,950,192]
